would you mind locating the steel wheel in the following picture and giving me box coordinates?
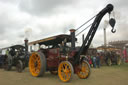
[107,58,112,66]
[4,57,12,71]
[16,60,23,73]
[77,60,91,79]
[58,61,74,82]
[4,62,12,71]
[29,52,46,77]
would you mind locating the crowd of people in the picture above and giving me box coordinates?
[87,53,101,68]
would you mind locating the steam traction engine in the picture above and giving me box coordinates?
[3,39,29,72]
[29,4,116,82]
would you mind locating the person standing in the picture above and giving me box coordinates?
[92,55,96,68]
[96,53,100,68]
[88,55,92,67]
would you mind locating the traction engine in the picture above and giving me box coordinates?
[29,4,116,82]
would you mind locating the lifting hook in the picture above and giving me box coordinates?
[109,18,116,33]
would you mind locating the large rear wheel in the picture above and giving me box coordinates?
[4,62,12,71]
[58,61,74,82]
[77,60,91,79]
[4,57,12,71]
[29,52,46,77]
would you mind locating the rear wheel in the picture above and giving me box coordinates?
[58,61,74,82]
[16,60,23,73]
[29,52,46,77]
[77,60,91,79]
[4,58,12,71]
[4,63,12,71]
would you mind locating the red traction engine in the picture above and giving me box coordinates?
[28,4,116,82]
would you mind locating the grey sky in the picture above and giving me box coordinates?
[0,0,128,48]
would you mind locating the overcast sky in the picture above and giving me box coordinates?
[0,0,128,48]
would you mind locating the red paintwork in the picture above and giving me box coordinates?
[39,47,81,74]
[41,48,77,71]
[45,48,60,68]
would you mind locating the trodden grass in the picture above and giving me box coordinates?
[0,63,128,85]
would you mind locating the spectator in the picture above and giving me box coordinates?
[88,55,92,67]
[92,55,96,68]
[96,53,100,68]
[91,55,93,67]
[6,49,9,56]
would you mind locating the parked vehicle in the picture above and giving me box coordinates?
[28,4,116,82]
[3,39,29,72]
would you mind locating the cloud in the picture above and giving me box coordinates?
[19,0,78,16]
[0,1,31,47]
[0,0,18,4]
[0,0,128,48]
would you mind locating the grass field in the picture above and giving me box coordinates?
[0,63,128,85]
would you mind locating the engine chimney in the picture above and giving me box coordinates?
[70,29,76,50]
[24,38,28,54]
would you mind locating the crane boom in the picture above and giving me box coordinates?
[74,4,116,64]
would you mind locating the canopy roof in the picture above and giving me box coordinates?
[10,45,25,49]
[29,34,77,46]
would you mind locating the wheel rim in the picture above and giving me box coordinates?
[77,61,90,79]
[29,52,41,77]
[58,61,73,82]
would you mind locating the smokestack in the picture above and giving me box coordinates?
[24,38,28,54]
[70,29,76,50]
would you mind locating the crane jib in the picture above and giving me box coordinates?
[74,4,115,64]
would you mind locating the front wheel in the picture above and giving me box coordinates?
[77,60,91,79]
[16,60,23,73]
[58,61,74,82]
